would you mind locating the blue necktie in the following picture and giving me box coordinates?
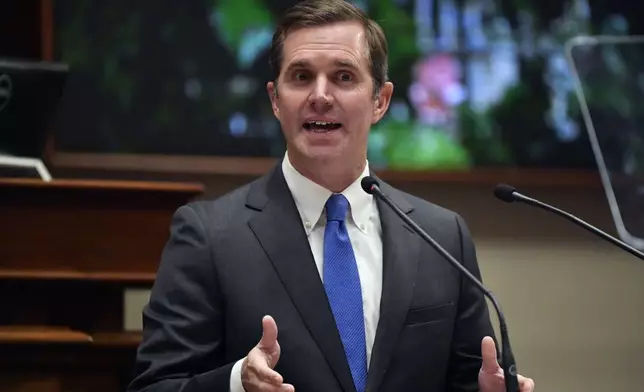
[323,194,367,392]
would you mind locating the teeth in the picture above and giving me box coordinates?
[304,121,340,133]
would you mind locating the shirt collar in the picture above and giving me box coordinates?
[281,151,374,235]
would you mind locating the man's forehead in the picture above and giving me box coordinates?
[282,28,369,72]
[283,21,365,45]
[283,23,367,57]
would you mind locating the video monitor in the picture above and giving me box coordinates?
[0,59,68,181]
[50,0,644,171]
[0,59,68,159]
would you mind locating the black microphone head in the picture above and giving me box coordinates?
[494,184,518,203]
[361,176,380,194]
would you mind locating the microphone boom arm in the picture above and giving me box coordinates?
[367,182,520,392]
[514,192,644,261]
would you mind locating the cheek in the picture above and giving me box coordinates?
[342,92,376,120]
[276,102,299,127]
[346,110,376,139]
[349,104,376,126]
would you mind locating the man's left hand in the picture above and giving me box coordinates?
[478,336,535,392]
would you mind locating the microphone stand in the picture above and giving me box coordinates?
[507,189,644,262]
[368,183,520,392]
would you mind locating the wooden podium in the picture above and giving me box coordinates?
[0,177,204,392]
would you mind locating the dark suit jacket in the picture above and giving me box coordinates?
[127,164,495,392]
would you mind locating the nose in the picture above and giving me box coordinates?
[308,75,333,112]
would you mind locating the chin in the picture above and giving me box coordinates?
[301,144,347,162]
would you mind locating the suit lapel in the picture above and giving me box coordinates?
[246,166,357,392]
[366,179,421,392]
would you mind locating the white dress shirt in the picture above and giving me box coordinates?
[230,152,383,391]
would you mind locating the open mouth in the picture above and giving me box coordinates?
[303,121,342,133]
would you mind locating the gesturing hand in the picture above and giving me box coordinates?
[478,336,535,392]
[241,315,294,392]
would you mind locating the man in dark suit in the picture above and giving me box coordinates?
[128,1,535,391]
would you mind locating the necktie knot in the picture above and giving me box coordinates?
[325,194,349,222]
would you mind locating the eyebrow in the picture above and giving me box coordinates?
[284,58,360,73]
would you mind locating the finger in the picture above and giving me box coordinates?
[245,380,285,392]
[480,336,501,374]
[250,359,284,386]
[281,383,295,392]
[255,381,292,392]
[256,380,293,392]
[258,315,279,351]
[519,375,535,391]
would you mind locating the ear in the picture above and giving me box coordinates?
[371,81,393,124]
[267,81,280,120]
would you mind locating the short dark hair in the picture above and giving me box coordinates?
[269,0,388,94]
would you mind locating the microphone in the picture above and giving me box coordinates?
[494,184,644,262]
[361,176,520,392]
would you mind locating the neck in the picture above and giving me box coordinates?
[288,153,366,193]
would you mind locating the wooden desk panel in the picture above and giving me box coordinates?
[0,178,203,280]
[0,177,202,392]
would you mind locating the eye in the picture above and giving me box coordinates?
[293,72,308,81]
[338,72,353,82]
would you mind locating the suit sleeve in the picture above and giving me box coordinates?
[127,204,236,392]
[446,214,496,392]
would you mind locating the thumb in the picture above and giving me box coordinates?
[257,315,280,361]
[480,336,501,374]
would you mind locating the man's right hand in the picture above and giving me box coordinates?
[241,315,294,392]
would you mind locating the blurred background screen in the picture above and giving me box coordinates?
[51,0,644,171]
[567,35,644,248]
